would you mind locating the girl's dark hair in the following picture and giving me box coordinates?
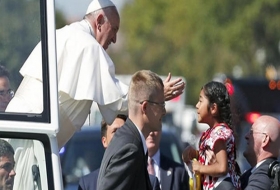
[202,81,232,129]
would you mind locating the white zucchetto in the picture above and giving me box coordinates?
[86,0,116,14]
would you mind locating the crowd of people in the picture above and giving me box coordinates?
[0,0,279,190]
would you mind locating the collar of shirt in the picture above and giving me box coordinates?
[151,150,161,185]
[134,124,147,155]
[152,149,160,166]
[251,159,267,173]
[83,19,95,38]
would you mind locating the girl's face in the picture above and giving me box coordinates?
[196,89,211,124]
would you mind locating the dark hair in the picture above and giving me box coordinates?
[202,81,232,129]
[0,65,10,79]
[0,139,14,157]
[101,114,127,138]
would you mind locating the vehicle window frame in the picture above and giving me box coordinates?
[0,0,51,123]
[0,132,55,190]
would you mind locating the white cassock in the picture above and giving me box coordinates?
[6,20,128,190]
[6,19,128,147]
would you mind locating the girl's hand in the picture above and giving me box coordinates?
[192,159,202,174]
[182,146,197,164]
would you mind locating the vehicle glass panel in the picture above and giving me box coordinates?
[0,134,54,190]
[0,0,50,122]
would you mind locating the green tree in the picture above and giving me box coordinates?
[0,0,41,87]
[110,0,280,105]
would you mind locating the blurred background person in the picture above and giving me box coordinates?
[78,114,127,190]
[0,65,14,111]
[240,115,280,190]
[146,130,189,190]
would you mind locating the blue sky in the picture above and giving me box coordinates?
[55,0,127,21]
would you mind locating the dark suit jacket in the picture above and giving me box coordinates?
[240,158,276,190]
[78,168,159,190]
[78,168,99,190]
[149,175,161,190]
[97,118,152,190]
[160,154,189,190]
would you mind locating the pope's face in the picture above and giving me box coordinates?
[96,8,120,50]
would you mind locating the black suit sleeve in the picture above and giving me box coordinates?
[97,143,141,190]
[78,177,86,190]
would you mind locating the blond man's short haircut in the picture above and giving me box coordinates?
[128,70,164,112]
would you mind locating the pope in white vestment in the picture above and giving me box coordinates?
[5,1,127,189]
[6,19,128,148]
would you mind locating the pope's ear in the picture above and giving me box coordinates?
[96,14,106,25]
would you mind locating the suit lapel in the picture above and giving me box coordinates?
[126,118,152,190]
[240,168,252,189]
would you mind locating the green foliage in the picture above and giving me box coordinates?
[56,10,67,29]
[0,0,41,88]
[0,0,67,89]
[111,0,280,105]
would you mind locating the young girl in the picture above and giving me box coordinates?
[182,81,240,190]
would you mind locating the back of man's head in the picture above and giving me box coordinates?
[262,116,280,156]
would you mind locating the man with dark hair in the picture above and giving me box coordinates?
[0,139,16,190]
[0,65,14,111]
[100,114,128,149]
[78,114,127,190]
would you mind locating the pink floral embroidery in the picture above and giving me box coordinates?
[198,123,241,190]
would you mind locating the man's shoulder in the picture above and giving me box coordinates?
[80,168,100,182]
[78,168,99,189]
[245,159,275,189]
